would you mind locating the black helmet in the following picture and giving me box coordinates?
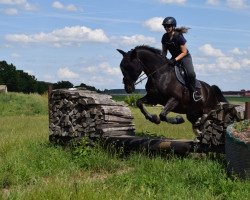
[162,17,177,27]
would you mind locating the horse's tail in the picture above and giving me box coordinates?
[211,85,228,103]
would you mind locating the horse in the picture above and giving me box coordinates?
[117,45,228,126]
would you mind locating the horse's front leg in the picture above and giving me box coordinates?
[136,95,161,124]
[159,97,185,124]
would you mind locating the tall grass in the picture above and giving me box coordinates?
[0,92,48,116]
[0,93,249,199]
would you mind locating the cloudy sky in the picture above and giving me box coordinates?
[1,0,250,91]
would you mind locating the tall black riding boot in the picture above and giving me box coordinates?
[189,80,202,102]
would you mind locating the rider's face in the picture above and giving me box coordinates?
[163,25,174,33]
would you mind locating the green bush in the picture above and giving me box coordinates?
[124,94,141,107]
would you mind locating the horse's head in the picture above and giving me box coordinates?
[117,48,143,93]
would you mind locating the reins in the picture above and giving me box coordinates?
[134,59,168,86]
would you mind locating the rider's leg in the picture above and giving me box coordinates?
[181,55,202,102]
[189,76,202,102]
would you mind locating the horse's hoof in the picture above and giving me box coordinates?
[159,114,167,121]
[152,114,161,124]
[176,115,185,124]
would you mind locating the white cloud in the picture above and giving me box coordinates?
[226,0,248,9]
[0,0,37,11]
[99,62,121,76]
[66,4,77,12]
[0,0,26,5]
[5,26,109,46]
[144,17,164,32]
[159,0,186,5]
[199,44,224,57]
[216,56,241,70]
[52,1,63,9]
[4,8,18,15]
[230,48,247,55]
[57,67,79,79]
[205,0,248,9]
[114,34,156,46]
[195,44,247,75]
[52,1,77,12]
[206,0,220,5]
[11,52,20,58]
[79,62,122,89]
[84,75,119,89]
[241,59,250,68]
[81,62,121,76]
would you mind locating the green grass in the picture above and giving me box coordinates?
[0,92,48,116]
[112,94,250,103]
[131,106,194,139]
[0,92,250,199]
[226,96,250,103]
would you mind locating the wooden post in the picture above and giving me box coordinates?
[48,85,52,126]
[245,102,250,119]
[48,85,52,101]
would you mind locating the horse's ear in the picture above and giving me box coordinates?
[117,49,126,57]
[130,49,137,61]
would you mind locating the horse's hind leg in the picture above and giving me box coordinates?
[159,97,185,124]
[136,96,161,124]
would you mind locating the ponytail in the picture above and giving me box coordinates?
[175,26,190,34]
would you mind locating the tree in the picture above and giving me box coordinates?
[53,81,74,89]
[76,83,102,93]
[0,60,103,94]
[0,61,19,91]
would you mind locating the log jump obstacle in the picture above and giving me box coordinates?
[49,88,245,155]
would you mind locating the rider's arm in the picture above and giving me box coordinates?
[161,44,168,57]
[175,43,187,62]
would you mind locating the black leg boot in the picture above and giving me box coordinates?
[189,80,202,102]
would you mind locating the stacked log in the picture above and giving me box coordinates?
[49,89,135,143]
[193,103,245,146]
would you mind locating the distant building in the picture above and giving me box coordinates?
[223,90,250,97]
[0,85,7,93]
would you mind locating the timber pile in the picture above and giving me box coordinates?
[193,103,245,146]
[49,89,135,143]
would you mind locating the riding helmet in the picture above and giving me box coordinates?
[162,17,177,27]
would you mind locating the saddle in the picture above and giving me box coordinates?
[174,65,201,89]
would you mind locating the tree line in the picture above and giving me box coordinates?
[0,61,101,94]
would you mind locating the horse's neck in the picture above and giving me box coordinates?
[139,53,162,76]
[139,54,170,77]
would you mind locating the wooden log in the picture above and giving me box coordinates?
[100,126,135,133]
[49,89,135,142]
[104,115,133,123]
[100,105,133,118]
[96,122,134,129]
[103,135,225,155]
[194,102,245,146]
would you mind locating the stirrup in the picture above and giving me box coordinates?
[193,91,203,102]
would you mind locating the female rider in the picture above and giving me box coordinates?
[161,16,202,102]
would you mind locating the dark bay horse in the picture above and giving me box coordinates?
[117,45,228,125]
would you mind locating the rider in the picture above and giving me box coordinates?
[161,16,202,102]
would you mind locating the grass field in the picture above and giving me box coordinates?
[0,93,249,199]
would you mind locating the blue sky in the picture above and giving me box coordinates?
[0,0,250,91]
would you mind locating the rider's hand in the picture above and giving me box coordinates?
[169,58,176,66]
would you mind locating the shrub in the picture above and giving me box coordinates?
[124,94,141,107]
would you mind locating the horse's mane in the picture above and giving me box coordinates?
[134,45,161,55]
